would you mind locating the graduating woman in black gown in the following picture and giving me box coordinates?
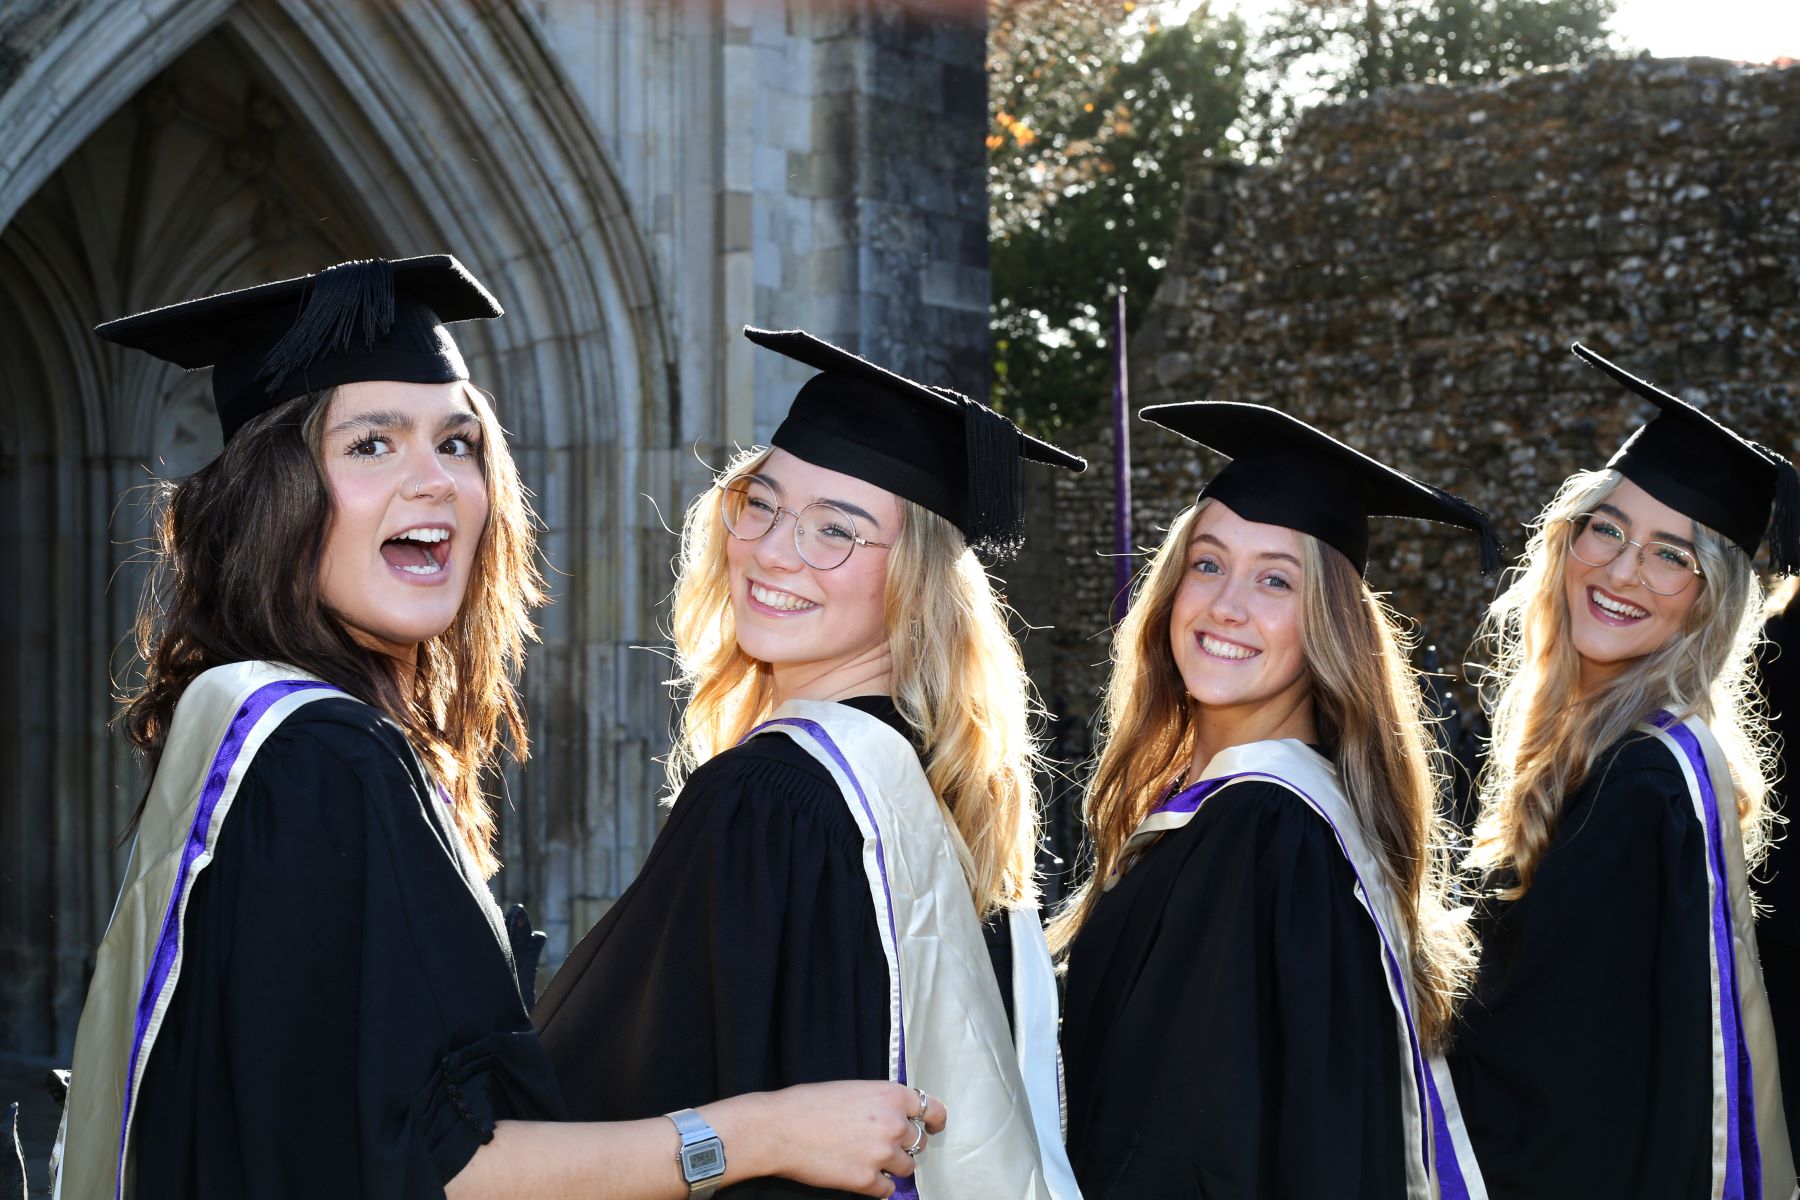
[52,260,943,1200]
[535,328,1083,1200]
[1052,402,1496,1199]
[1452,344,1796,1198]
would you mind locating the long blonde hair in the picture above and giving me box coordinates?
[666,446,1044,916]
[1048,499,1474,1050]
[1466,468,1774,895]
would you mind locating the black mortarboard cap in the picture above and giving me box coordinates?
[744,327,1086,558]
[1573,342,1800,574]
[94,255,502,442]
[1140,401,1502,575]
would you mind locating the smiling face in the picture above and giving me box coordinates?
[1562,476,1704,692]
[315,380,490,662]
[724,447,899,693]
[1168,501,1313,731]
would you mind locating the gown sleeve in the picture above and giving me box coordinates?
[533,741,890,1199]
[1063,782,1405,1199]
[134,701,563,1199]
[1447,741,1713,1199]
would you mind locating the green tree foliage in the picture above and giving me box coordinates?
[990,0,1617,428]
[1252,0,1617,147]
[989,1,1250,427]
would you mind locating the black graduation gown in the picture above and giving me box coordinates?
[534,696,979,1200]
[1447,734,1713,1199]
[134,697,566,1198]
[1061,779,1407,1199]
[1756,593,1800,1156]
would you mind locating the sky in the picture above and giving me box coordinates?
[1606,0,1798,62]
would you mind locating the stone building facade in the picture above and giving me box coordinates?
[0,0,989,1061]
[1025,57,1800,779]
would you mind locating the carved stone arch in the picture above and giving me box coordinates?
[0,0,678,1055]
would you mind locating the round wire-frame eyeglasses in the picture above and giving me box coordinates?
[718,481,893,570]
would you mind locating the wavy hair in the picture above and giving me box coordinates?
[1047,499,1474,1049]
[1466,468,1774,895]
[117,383,543,877]
[666,446,1043,916]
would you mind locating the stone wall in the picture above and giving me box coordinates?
[1020,56,1800,773]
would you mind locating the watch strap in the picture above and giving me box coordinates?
[666,1107,726,1199]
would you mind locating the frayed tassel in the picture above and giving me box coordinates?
[957,394,1025,560]
[1427,484,1506,576]
[1768,452,1800,576]
[257,258,396,394]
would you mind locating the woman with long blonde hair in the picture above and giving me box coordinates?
[1053,402,1495,1198]
[535,328,1082,1199]
[55,263,948,1200]
[1449,344,1797,1198]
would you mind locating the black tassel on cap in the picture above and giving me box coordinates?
[256,258,396,394]
[1766,450,1800,576]
[1424,483,1505,576]
[960,395,1025,560]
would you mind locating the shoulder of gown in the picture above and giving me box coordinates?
[1448,729,1713,1198]
[533,725,889,1136]
[1063,778,1407,1199]
[133,695,563,1200]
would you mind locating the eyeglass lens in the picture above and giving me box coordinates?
[1569,516,1700,596]
[720,479,863,570]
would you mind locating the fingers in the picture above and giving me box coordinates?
[919,1093,946,1134]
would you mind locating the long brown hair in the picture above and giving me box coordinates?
[117,383,543,876]
[1049,500,1474,1049]
[1466,468,1773,896]
[666,446,1045,916]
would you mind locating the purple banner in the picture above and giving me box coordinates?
[1656,714,1762,1200]
[116,678,338,1197]
[747,717,919,1199]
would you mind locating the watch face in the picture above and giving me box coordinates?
[682,1138,725,1180]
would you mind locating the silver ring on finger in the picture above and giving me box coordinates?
[904,1117,927,1156]
[912,1085,930,1120]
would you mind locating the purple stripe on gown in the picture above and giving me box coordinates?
[749,717,920,1199]
[115,679,338,1198]
[1655,714,1762,1200]
[1146,773,1473,1198]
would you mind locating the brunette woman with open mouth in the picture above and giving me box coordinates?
[52,259,943,1200]
[1451,344,1796,1197]
[1053,402,1495,1198]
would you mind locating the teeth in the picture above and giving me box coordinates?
[1591,588,1649,619]
[398,560,443,576]
[393,528,450,543]
[751,582,819,612]
[1201,633,1259,660]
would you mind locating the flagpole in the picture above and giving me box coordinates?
[1110,279,1133,624]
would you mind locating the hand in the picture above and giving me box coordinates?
[715,1081,947,1198]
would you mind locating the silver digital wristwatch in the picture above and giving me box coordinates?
[666,1107,726,1199]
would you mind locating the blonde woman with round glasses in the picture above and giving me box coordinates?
[1450,344,1798,1198]
[535,328,1083,1200]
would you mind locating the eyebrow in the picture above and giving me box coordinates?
[1592,503,1696,551]
[1191,532,1302,567]
[327,409,479,439]
[747,472,884,531]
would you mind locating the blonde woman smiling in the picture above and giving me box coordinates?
[1054,402,1495,1199]
[536,329,1082,1200]
[1451,344,1798,1198]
